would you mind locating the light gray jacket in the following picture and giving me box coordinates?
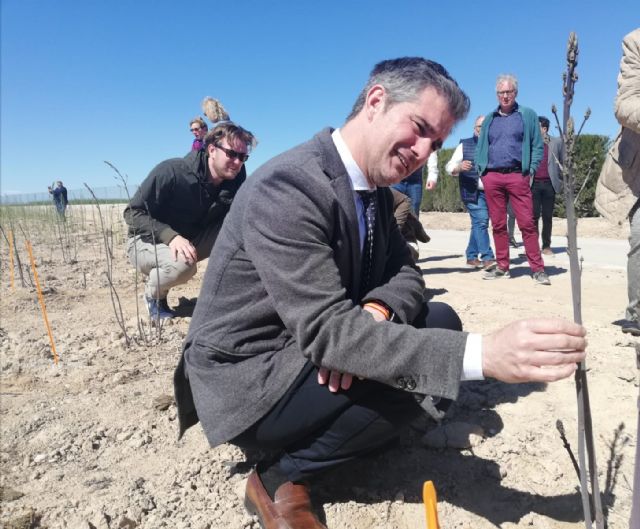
[595,28,640,224]
[174,128,468,447]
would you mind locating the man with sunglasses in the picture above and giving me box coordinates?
[124,121,256,319]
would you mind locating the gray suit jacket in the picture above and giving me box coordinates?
[174,128,468,447]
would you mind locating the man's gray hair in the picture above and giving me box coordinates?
[496,74,519,93]
[346,57,470,123]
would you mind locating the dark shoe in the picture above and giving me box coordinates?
[481,259,496,270]
[245,471,327,529]
[532,271,551,285]
[509,236,518,248]
[483,267,509,280]
[466,258,483,268]
[408,242,419,261]
[145,296,175,319]
[413,223,430,243]
[622,320,640,337]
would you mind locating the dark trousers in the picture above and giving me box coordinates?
[232,302,462,482]
[531,179,556,250]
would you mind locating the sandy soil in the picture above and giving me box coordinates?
[0,209,637,529]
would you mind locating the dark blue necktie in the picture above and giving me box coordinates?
[357,190,377,294]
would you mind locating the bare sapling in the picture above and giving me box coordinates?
[104,160,151,344]
[552,32,604,529]
[0,224,27,288]
[84,183,131,347]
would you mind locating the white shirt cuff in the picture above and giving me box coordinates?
[461,333,484,381]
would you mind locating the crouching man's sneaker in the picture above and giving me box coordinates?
[145,296,175,319]
[621,320,640,336]
[532,271,551,285]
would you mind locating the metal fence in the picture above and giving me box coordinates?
[0,185,139,205]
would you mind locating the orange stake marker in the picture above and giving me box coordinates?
[423,480,440,529]
[25,241,58,365]
[8,229,15,290]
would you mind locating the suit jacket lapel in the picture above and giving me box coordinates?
[315,129,362,301]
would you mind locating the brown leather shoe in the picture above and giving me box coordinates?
[466,258,482,268]
[245,470,327,529]
[482,259,497,270]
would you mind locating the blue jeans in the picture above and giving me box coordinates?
[392,180,422,216]
[465,192,494,261]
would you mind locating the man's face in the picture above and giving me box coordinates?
[363,85,455,187]
[473,117,485,137]
[191,123,207,140]
[539,123,549,137]
[207,136,248,182]
[496,81,517,113]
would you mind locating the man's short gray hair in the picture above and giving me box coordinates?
[346,57,470,124]
[496,74,518,93]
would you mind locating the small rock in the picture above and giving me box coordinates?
[112,372,128,385]
[4,509,41,529]
[421,428,447,449]
[116,431,134,442]
[421,421,485,449]
[118,516,138,528]
[153,394,174,411]
[0,485,25,501]
[33,453,47,464]
[444,421,485,448]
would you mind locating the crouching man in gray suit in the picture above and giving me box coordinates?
[174,58,587,529]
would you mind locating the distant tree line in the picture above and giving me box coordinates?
[421,134,610,218]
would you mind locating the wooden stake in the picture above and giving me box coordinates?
[8,229,15,290]
[423,481,440,529]
[25,241,58,365]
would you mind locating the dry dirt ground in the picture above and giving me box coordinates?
[0,208,638,529]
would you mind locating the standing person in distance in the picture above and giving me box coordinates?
[532,116,563,256]
[475,74,550,285]
[189,117,208,151]
[595,28,640,338]
[445,115,496,270]
[391,151,438,215]
[48,181,69,219]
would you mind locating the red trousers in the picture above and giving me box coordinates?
[482,171,544,273]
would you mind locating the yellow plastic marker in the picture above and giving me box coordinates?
[26,241,58,365]
[423,480,440,529]
[8,230,15,290]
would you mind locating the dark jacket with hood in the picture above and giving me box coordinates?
[124,149,246,244]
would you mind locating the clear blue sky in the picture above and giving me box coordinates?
[1,0,637,195]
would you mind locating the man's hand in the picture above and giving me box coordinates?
[459,160,473,172]
[482,319,587,383]
[317,367,354,392]
[425,180,437,190]
[169,235,197,265]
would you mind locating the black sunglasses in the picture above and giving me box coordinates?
[215,143,249,163]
